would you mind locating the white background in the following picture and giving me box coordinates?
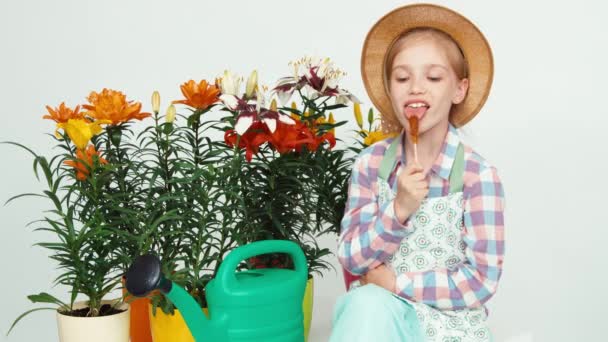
[1,0,606,341]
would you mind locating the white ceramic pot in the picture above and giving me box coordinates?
[56,299,130,342]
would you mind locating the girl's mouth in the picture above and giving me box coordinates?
[404,102,429,120]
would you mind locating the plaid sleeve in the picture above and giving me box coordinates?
[395,166,505,310]
[337,150,416,276]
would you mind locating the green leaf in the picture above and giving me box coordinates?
[323,104,347,111]
[4,193,46,206]
[0,141,38,158]
[7,307,56,336]
[27,292,67,307]
[162,122,174,135]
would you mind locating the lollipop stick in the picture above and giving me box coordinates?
[408,116,420,166]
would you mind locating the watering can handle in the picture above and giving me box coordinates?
[217,240,308,291]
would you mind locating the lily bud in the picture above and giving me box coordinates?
[166,105,176,123]
[245,70,258,99]
[353,103,363,128]
[328,112,335,134]
[368,108,374,126]
[221,70,240,96]
[270,98,277,112]
[152,91,161,113]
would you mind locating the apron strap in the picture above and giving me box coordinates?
[448,143,465,194]
[378,135,401,181]
[378,135,465,193]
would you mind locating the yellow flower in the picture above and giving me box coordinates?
[84,88,151,125]
[57,118,109,150]
[328,112,335,134]
[152,91,161,113]
[363,130,397,147]
[165,105,176,123]
[353,103,363,128]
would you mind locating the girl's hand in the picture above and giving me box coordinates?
[360,264,397,293]
[394,162,429,222]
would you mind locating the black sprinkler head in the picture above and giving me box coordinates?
[125,254,172,297]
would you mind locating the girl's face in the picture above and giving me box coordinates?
[388,39,469,135]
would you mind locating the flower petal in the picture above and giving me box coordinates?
[278,114,295,125]
[263,118,276,133]
[235,113,255,135]
[220,94,239,110]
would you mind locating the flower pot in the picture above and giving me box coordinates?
[56,300,130,342]
[148,304,209,342]
[303,277,314,342]
[122,276,153,342]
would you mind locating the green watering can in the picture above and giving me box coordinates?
[125,240,308,342]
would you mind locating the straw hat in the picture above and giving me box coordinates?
[361,3,494,129]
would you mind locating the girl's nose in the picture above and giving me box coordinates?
[409,77,426,94]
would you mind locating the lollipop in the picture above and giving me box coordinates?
[405,103,427,165]
[408,116,419,164]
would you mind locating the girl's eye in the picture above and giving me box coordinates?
[428,77,442,82]
[396,77,409,82]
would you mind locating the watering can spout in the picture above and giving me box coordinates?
[125,254,221,341]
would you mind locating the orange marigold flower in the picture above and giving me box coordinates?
[82,88,151,125]
[173,80,221,110]
[43,102,83,123]
[63,145,108,181]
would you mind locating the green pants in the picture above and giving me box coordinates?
[330,284,424,341]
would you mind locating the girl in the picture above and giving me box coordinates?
[330,4,505,341]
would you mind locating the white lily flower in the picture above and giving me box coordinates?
[273,76,297,106]
[335,89,361,105]
[219,94,239,110]
[317,58,331,79]
[234,114,254,136]
[255,84,270,113]
[278,114,295,125]
[304,84,320,100]
[220,70,242,96]
[262,118,276,133]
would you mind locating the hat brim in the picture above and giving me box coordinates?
[361,3,493,128]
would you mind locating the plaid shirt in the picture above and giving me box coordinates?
[338,124,505,310]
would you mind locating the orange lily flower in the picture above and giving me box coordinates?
[43,102,84,123]
[63,145,108,181]
[83,88,151,125]
[173,80,221,110]
[268,120,314,154]
[224,121,270,162]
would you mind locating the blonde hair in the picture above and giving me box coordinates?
[381,27,468,134]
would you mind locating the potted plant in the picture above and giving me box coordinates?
[4,90,153,341]
[139,79,245,342]
[219,56,361,340]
